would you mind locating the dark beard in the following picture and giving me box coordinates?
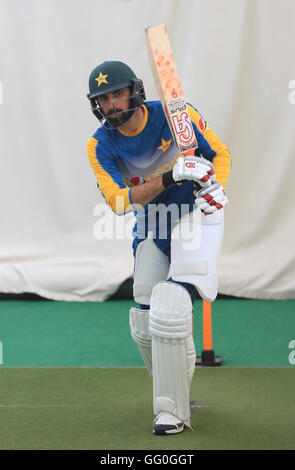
[106,108,134,128]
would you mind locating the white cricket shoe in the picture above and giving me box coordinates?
[153,411,184,435]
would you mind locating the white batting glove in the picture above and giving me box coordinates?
[172,156,215,188]
[194,182,228,215]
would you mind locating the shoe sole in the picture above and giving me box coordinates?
[153,423,184,435]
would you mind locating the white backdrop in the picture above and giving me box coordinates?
[0,0,294,300]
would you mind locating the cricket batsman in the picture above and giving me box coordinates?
[86,61,231,435]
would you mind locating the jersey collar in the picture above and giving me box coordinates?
[118,105,148,137]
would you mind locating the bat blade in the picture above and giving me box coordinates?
[145,23,198,152]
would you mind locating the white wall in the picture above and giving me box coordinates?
[0,0,294,300]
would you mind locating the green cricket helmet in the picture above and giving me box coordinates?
[87,61,146,129]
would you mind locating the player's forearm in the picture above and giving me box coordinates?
[130,154,217,207]
[130,175,165,206]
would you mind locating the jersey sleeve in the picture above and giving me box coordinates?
[187,104,231,188]
[86,136,133,215]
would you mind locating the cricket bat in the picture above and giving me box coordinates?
[145,23,198,153]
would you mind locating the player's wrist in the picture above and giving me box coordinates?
[162,170,175,188]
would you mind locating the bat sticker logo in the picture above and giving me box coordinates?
[172,112,194,144]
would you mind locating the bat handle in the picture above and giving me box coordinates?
[183,148,197,156]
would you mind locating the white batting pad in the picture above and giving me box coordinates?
[133,238,170,305]
[149,282,196,423]
[129,307,152,376]
[169,208,224,302]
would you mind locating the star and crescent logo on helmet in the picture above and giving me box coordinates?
[95,72,109,87]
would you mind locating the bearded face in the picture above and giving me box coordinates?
[103,104,134,128]
[96,87,133,129]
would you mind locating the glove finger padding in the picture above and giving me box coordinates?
[194,182,228,214]
[172,155,215,187]
[184,149,216,185]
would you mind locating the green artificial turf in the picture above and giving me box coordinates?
[0,367,294,450]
